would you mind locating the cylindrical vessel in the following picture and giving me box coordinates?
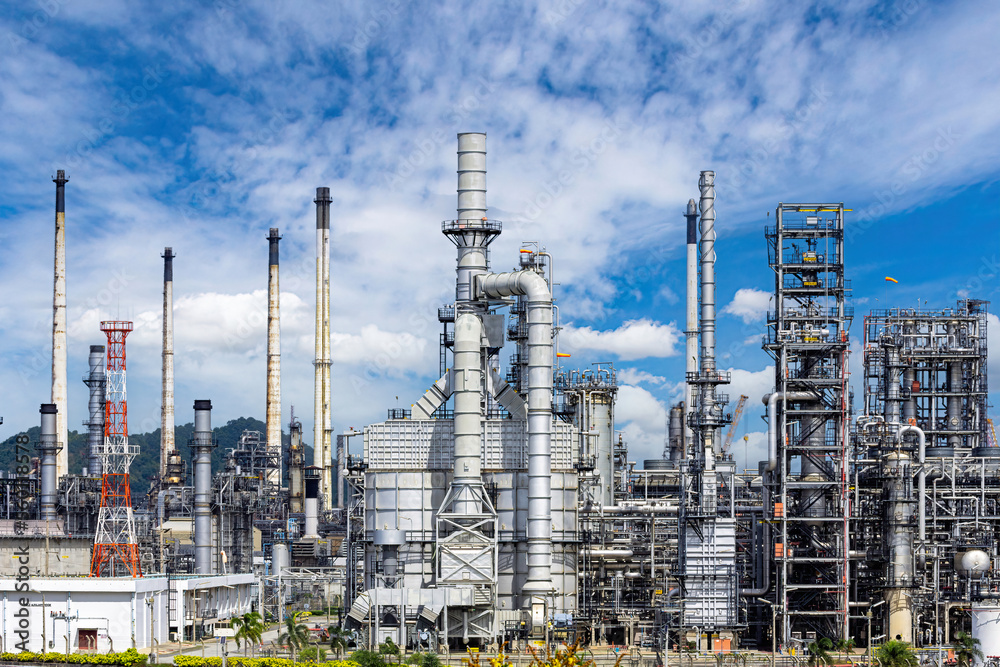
[669,403,684,461]
[193,400,214,575]
[161,248,175,484]
[453,133,490,306]
[971,605,1000,666]
[38,403,60,521]
[452,313,484,514]
[85,345,106,476]
[304,470,320,538]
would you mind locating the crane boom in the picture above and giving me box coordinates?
[723,394,749,455]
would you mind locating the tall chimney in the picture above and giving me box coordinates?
[52,170,69,483]
[161,248,175,485]
[266,229,282,488]
[38,403,61,522]
[684,198,699,458]
[191,400,216,575]
[313,188,333,506]
[83,345,106,476]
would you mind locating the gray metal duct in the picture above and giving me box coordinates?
[84,344,105,477]
[698,172,719,458]
[192,400,215,575]
[37,403,61,522]
[477,270,553,600]
[161,247,175,484]
[266,229,282,488]
[452,312,485,515]
[684,198,699,456]
[52,170,69,482]
[314,187,333,505]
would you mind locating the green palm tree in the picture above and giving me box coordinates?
[875,640,918,667]
[955,631,985,667]
[807,637,834,667]
[279,612,312,661]
[233,612,265,657]
[328,625,351,659]
[834,638,856,661]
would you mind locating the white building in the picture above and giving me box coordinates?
[0,573,255,653]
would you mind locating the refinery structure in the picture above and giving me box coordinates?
[1,135,998,659]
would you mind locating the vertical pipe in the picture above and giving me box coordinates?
[289,416,304,513]
[452,313,484,515]
[266,229,282,488]
[161,248,175,485]
[85,345,106,477]
[314,188,333,505]
[699,172,718,461]
[336,434,345,509]
[52,170,69,483]
[38,403,61,522]
[193,400,215,575]
[684,199,699,458]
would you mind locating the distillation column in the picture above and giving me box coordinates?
[84,345,106,477]
[192,400,216,575]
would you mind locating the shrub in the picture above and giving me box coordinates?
[349,650,386,667]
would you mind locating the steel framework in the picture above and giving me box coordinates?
[764,204,852,642]
[91,320,142,577]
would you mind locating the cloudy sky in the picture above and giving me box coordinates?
[1,0,998,469]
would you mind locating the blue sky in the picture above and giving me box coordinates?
[1,0,998,467]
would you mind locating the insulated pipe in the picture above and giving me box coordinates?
[314,188,333,504]
[84,345,106,477]
[684,199,699,457]
[38,403,61,522]
[947,343,962,447]
[477,270,553,599]
[335,434,345,509]
[899,425,927,548]
[740,521,772,596]
[452,312,484,514]
[669,404,684,462]
[698,173,719,457]
[764,391,818,472]
[161,248,175,484]
[266,229,282,488]
[192,400,215,575]
[52,169,69,482]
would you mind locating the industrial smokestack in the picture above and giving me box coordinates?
[289,412,304,514]
[52,170,69,483]
[161,248,175,485]
[313,188,333,507]
[266,228,282,488]
[191,400,216,575]
[698,172,719,461]
[449,133,492,306]
[84,345,106,477]
[304,468,319,538]
[37,403,61,522]
[684,198,699,458]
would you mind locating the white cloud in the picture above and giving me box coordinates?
[562,319,681,361]
[722,288,772,324]
[724,365,775,408]
[617,368,667,386]
[615,384,667,462]
[988,314,1000,403]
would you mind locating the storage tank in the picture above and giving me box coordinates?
[971,605,1000,666]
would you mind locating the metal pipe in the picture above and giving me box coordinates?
[266,229,282,488]
[161,248,175,485]
[335,434,345,509]
[452,312,484,514]
[900,424,927,547]
[192,400,215,575]
[313,188,333,505]
[684,198,699,457]
[669,403,684,462]
[52,169,69,482]
[478,270,553,600]
[38,403,61,522]
[764,391,818,472]
[84,345,106,477]
[453,133,490,306]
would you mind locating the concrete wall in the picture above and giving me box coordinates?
[0,537,92,576]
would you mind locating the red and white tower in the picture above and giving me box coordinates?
[90,320,142,578]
